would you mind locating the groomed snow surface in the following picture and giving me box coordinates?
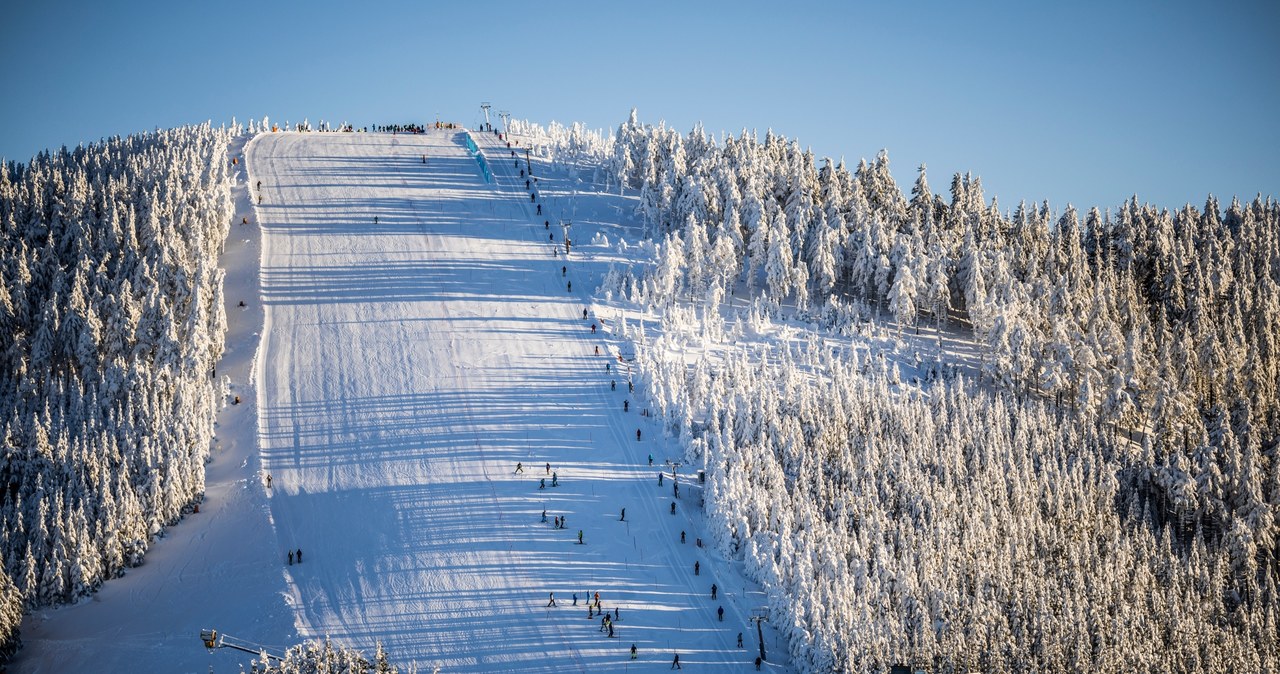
[13,129,793,673]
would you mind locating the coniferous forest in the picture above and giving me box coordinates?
[525,111,1279,671]
[0,125,234,659]
[0,111,1275,671]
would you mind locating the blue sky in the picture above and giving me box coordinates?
[2,0,1276,212]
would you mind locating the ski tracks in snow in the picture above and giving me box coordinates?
[250,129,790,673]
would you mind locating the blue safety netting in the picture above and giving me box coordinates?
[463,132,492,183]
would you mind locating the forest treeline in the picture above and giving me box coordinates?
[0,124,234,659]
[522,111,1279,671]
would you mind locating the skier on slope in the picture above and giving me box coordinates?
[717,606,724,621]
[547,593,556,607]
[711,584,717,599]
[631,644,637,659]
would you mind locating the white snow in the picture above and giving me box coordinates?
[12,128,792,673]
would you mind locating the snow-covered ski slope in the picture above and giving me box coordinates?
[251,129,790,672]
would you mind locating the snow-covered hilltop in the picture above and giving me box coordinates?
[2,111,1277,673]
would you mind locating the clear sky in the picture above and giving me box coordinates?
[2,0,1276,212]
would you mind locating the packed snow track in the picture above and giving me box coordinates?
[249,130,781,672]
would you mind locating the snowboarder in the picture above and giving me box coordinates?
[288,550,294,565]
[296,549,302,563]
[239,300,245,307]
[717,606,724,621]
[694,561,699,575]
[547,593,556,607]
[711,584,717,599]
[738,632,744,649]
[516,462,524,473]
[578,529,584,544]
[631,644,637,659]
[233,396,241,405]
[671,653,681,669]
[619,508,626,521]
[242,216,248,225]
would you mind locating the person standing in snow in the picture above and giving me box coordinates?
[631,644,637,659]
[717,606,724,621]
[546,462,551,474]
[738,632,744,649]
[572,593,578,606]
[671,502,676,515]
[541,509,547,523]
[670,653,681,669]
[540,478,546,489]
[296,549,302,563]
[624,400,629,412]
[680,531,686,544]
[694,561,699,575]
[552,472,558,487]
[578,529,584,544]
[547,593,556,607]
[711,584,717,599]
[288,550,294,565]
